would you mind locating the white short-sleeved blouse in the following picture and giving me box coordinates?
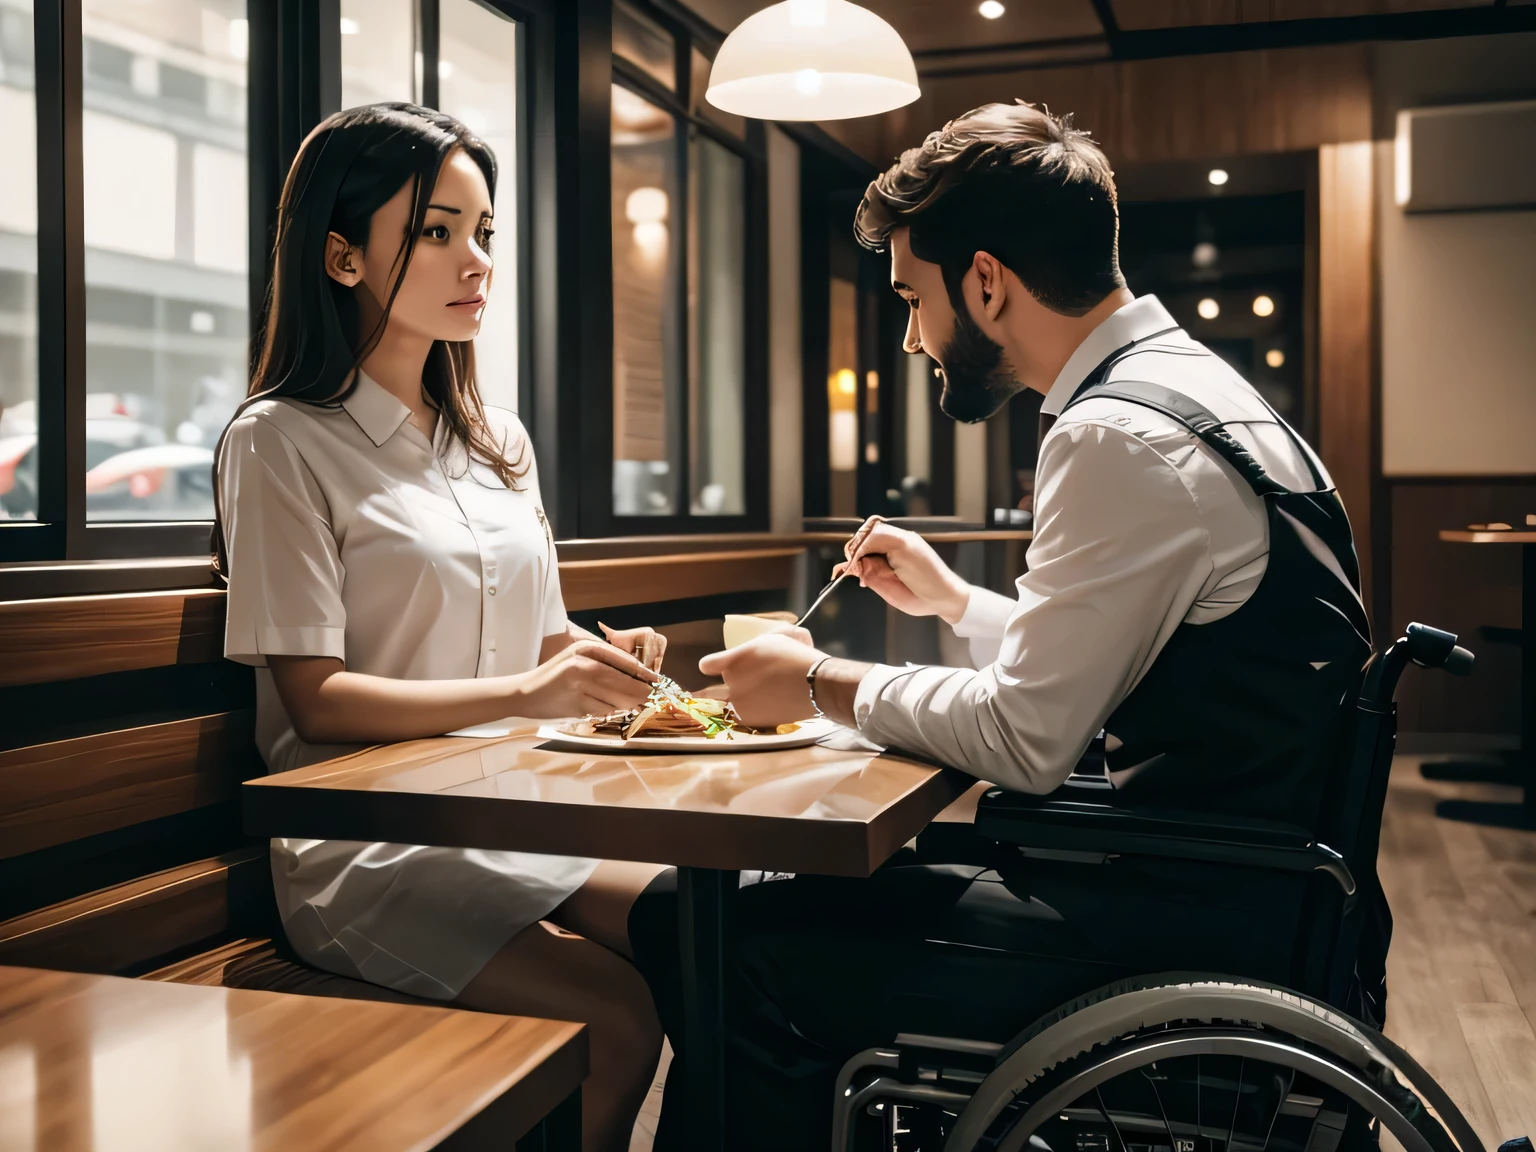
[219,372,598,1000]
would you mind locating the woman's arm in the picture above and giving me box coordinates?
[269,640,657,745]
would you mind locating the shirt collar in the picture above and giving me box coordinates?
[341,371,413,447]
[1039,295,1181,418]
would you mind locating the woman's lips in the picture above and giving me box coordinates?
[448,294,484,308]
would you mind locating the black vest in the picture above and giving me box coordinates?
[1060,335,1373,833]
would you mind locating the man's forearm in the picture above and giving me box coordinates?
[810,657,873,728]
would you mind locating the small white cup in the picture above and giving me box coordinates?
[723,614,791,650]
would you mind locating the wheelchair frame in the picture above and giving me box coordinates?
[831,624,1501,1152]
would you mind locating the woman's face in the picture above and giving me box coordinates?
[327,146,494,345]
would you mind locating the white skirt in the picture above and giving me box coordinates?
[271,838,599,1000]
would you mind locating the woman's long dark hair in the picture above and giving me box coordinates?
[213,102,527,576]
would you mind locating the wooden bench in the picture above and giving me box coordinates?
[0,964,585,1151]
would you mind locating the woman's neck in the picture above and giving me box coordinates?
[358,329,438,435]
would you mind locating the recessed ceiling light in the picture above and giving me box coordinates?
[1197,297,1220,320]
[979,1,1006,17]
[1266,349,1285,368]
[1207,168,1229,186]
[1252,294,1275,317]
[1191,241,1218,269]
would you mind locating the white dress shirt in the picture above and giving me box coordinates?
[852,295,1335,794]
[220,373,597,999]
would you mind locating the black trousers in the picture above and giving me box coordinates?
[627,852,1307,1151]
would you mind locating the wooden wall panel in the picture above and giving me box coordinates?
[559,548,800,611]
[0,712,261,860]
[878,43,1373,166]
[1389,483,1535,737]
[0,589,226,687]
[1316,140,1376,618]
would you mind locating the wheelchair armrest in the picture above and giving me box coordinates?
[974,789,1356,898]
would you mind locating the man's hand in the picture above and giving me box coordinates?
[835,516,973,624]
[697,630,822,729]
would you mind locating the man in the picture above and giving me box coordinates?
[629,101,1372,1148]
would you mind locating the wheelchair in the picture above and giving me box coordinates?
[833,623,1517,1152]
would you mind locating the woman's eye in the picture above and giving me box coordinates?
[422,224,451,241]
[478,227,495,252]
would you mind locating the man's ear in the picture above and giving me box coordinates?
[972,250,1007,321]
[325,231,364,287]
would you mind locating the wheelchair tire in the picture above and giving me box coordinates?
[941,973,1481,1152]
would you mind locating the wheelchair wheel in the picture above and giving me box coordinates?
[941,975,1482,1152]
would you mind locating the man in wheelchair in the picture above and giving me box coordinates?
[628,102,1493,1152]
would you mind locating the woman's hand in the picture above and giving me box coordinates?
[834,516,973,624]
[598,622,668,673]
[516,640,659,718]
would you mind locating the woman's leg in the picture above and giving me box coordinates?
[455,915,663,1152]
[547,859,670,958]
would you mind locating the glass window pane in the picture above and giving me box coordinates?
[341,0,414,109]
[440,0,518,413]
[613,1,673,91]
[611,84,678,517]
[690,46,745,141]
[688,135,744,516]
[81,0,247,522]
[0,0,36,522]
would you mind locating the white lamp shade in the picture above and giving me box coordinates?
[706,0,920,122]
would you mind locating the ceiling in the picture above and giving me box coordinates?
[671,0,1535,164]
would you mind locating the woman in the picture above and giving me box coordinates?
[216,104,668,1152]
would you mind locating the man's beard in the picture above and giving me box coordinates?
[936,300,1021,424]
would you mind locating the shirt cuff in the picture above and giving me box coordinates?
[239,624,347,663]
[952,586,1016,640]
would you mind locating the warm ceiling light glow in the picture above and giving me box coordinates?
[1197,297,1220,320]
[1191,241,1218,269]
[1252,294,1275,317]
[1207,168,1229,186]
[625,186,669,225]
[1266,349,1285,369]
[1395,110,1412,207]
[836,368,857,395]
[707,0,920,122]
[978,0,1006,17]
[339,17,360,34]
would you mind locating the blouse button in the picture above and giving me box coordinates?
[488,586,498,596]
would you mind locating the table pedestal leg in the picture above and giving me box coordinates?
[1522,544,1534,828]
[678,866,737,1152]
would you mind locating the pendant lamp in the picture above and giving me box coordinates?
[706,0,920,122]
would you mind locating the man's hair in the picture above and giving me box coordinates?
[855,101,1124,317]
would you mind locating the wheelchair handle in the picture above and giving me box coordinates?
[1360,622,1475,710]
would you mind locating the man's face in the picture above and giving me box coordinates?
[889,227,1020,424]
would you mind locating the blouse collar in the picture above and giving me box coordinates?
[341,371,413,447]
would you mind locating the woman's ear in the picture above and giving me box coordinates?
[325,231,364,287]
[973,250,1007,321]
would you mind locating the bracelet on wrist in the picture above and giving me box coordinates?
[806,655,832,719]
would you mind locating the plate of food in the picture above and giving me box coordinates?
[537,677,835,753]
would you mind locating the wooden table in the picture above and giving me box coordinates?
[1437,527,1536,826]
[243,734,968,1152]
[0,964,586,1151]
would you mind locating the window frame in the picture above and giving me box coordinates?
[586,1,769,537]
[0,0,540,565]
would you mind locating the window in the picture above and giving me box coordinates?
[80,0,248,524]
[1,0,530,564]
[605,4,763,532]
[0,0,36,524]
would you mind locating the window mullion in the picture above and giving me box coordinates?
[33,0,87,557]
[417,0,440,108]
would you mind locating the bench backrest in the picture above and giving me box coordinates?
[0,547,802,968]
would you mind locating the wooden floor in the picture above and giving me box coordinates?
[629,756,1536,1151]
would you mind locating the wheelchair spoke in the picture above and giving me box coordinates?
[1139,1065,1178,1152]
[1225,1058,1247,1152]
[1095,1085,1131,1152]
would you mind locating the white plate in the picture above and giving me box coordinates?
[535,717,838,754]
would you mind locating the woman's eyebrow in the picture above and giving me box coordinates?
[426,203,462,214]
